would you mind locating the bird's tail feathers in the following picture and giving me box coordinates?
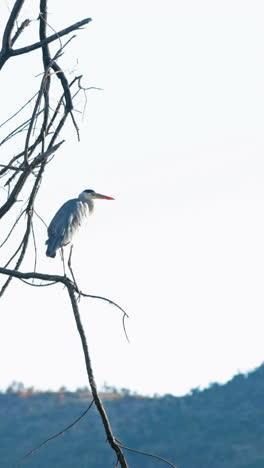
[46,247,56,258]
[46,238,57,258]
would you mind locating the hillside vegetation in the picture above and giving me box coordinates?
[1,365,264,468]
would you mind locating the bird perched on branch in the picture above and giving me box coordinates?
[46,189,114,259]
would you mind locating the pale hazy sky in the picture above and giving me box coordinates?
[1,1,264,395]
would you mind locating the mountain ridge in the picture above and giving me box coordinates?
[1,364,264,468]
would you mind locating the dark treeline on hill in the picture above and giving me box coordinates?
[1,365,264,468]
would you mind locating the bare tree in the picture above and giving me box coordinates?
[0,2,176,467]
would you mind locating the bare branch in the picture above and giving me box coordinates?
[46,75,81,134]
[23,76,46,165]
[80,292,129,319]
[0,140,64,219]
[0,209,25,248]
[11,18,31,46]
[16,400,94,464]
[67,285,129,467]
[3,235,25,269]
[0,218,31,296]
[1,0,25,51]
[11,18,92,57]
[19,278,57,287]
[77,75,103,92]
[0,112,43,147]
[0,266,69,284]
[0,164,24,172]
[70,110,80,140]
[31,220,37,273]
[33,208,47,228]
[118,442,178,468]
[51,60,73,112]
[80,292,130,343]
[0,91,39,129]
[39,0,51,66]
[0,15,91,70]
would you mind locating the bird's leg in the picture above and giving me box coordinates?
[68,245,80,295]
[60,247,66,276]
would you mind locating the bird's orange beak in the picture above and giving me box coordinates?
[94,193,115,200]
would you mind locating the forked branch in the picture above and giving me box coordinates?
[0,266,129,468]
[0,10,91,70]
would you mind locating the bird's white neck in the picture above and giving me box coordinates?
[78,193,94,215]
[87,199,94,214]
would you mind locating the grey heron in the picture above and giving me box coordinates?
[46,189,114,260]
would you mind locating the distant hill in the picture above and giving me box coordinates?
[1,364,264,468]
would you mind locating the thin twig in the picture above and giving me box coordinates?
[19,278,57,287]
[33,208,48,228]
[77,75,103,91]
[0,111,43,147]
[0,209,25,248]
[31,220,37,274]
[0,218,31,296]
[80,292,130,343]
[80,292,129,318]
[3,236,25,268]
[70,110,80,141]
[11,18,31,46]
[0,90,39,129]
[14,400,94,467]
[23,78,45,165]
[46,74,80,135]
[118,442,178,468]
[0,164,24,172]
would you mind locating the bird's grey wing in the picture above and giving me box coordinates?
[47,199,87,247]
